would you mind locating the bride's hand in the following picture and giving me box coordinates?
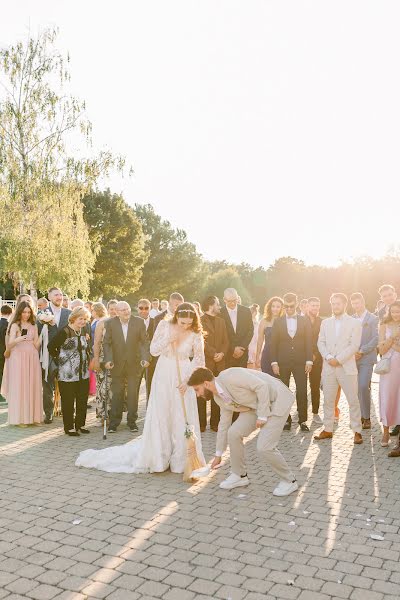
[177,382,187,395]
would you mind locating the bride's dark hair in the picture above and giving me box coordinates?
[171,302,203,334]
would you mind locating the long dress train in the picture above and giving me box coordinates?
[75,319,206,473]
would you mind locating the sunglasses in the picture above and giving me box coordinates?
[138,306,150,310]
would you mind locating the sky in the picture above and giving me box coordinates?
[2,1,400,268]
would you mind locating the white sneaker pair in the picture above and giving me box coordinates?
[219,473,298,497]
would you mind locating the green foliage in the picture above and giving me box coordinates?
[132,204,206,302]
[82,190,147,299]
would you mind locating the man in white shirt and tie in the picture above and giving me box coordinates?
[137,298,156,402]
[270,293,313,432]
[314,293,363,444]
[220,288,254,369]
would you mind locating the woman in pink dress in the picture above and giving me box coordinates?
[2,301,43,425]
[378,301,400,449]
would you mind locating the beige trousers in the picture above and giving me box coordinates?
[322,366,362,433]
[228,410,294,482]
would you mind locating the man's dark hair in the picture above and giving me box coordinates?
[202,295,218,313]
[307,297,320,303]
[283,292,298,304]
[152,298,159,303]
[1,305,12,316]
[350,292,364,302]
[187,367,215,387]
[170,292,184,302]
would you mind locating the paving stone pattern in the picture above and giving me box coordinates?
[1,378,400,599]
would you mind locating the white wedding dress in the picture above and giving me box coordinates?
[75,320,206,474]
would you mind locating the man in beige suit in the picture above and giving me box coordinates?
[187,366,298,496]
[315,293,363,444]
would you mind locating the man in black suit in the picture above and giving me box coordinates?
[270,292,313,432]
[104,301,150,432]
[306,297,323,424]
[38,287,71,423]
[0,304,12,402]
[153,292,184,330]
[136,298,156,402]
[220,288,254,368]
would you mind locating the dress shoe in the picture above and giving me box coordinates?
[44,417,53,424]
[219,473,249,490]
[354,432,363,445]
[388,445,400,457]
[362,418,371,430]
[78,428,90,434]
[300,423,310,432]
[108,428,117,433]
[314,430,333,441]
[283,422,291,431]
[273,480,298,497]
[390,425,400,436]
[65,429,80,436]
[129,424,138,432]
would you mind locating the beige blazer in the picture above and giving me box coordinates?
[317,314,362,376]
[214,368,294,455]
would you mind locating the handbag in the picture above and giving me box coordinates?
[374,357,391,375]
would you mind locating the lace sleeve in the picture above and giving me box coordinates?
[150,320,171,357]
[189,332,205,372]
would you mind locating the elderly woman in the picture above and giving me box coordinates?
[48,307,92,436]
[91,303,112,423]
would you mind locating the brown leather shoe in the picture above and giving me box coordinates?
[314,430,333,440]
[354,432,363,444]
[388,445,400,457]
[362,418,371,430]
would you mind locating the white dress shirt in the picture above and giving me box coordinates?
[143,316,150,331]
[286,315,298,338]
[120,320,129,341]
[227,306,238,332]
[354,310,367,324]
[149,308,160,318]
[50,303,61,326]
[326,315,345,361]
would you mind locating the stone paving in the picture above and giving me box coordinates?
[1,378,400,600]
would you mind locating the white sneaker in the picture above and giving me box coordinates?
[219,473,249,490]
[273,480,298,497]
[313,414,323,424]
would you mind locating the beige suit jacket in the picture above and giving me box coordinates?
[214,368,294,455]
[317,314,362,376]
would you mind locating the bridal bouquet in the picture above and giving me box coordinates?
[38,310,55,381]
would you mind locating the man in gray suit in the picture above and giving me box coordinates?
[350,293,379,429]
[104,301,150,433]
[188,367,298,497]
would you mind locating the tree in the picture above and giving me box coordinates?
[132,204,206,302]
[0,28,124,297]
[200,267,251,305]
[82,190,147,299]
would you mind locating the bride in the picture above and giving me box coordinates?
[76,303,206,474]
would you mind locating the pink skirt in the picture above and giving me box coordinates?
[379,351,400,427]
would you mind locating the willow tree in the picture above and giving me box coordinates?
[0,28,125,297]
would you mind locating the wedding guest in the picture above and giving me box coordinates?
[270,292,313,431]
[149,298,160,318]
[62,295,70,309]
[160,300,169,312]
[298,299,309,316]
[48,307,92,436]
[2,301,43,425]
[377,301,400,451]
[154,293,184,329]
[350,292,379,429]
[90,303,108,397]
[307,297,323,423]
[137,298,156,401]
[378,284,397,322]
[0,304,13,403]
[107,299,118,318]
[15,293,34,308]
[375,300,385,316]
[315,293,363,444]
[220,288,254,368]
[188,367,298,497]
[255,297,284,376]
[248,303,260,368]
[71,299,84,309]
[91,303,111,423]
[199,296,229,431]
[39,287,71,423]
[103,301,150,433]
[37,297,49,311]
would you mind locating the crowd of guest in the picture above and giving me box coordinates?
[0,283,399,457]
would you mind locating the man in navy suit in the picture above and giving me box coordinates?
[350,293,379,430]
[38,287,71,423]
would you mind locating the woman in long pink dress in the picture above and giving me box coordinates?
[378,301,400,449]
[2,301,43,425]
